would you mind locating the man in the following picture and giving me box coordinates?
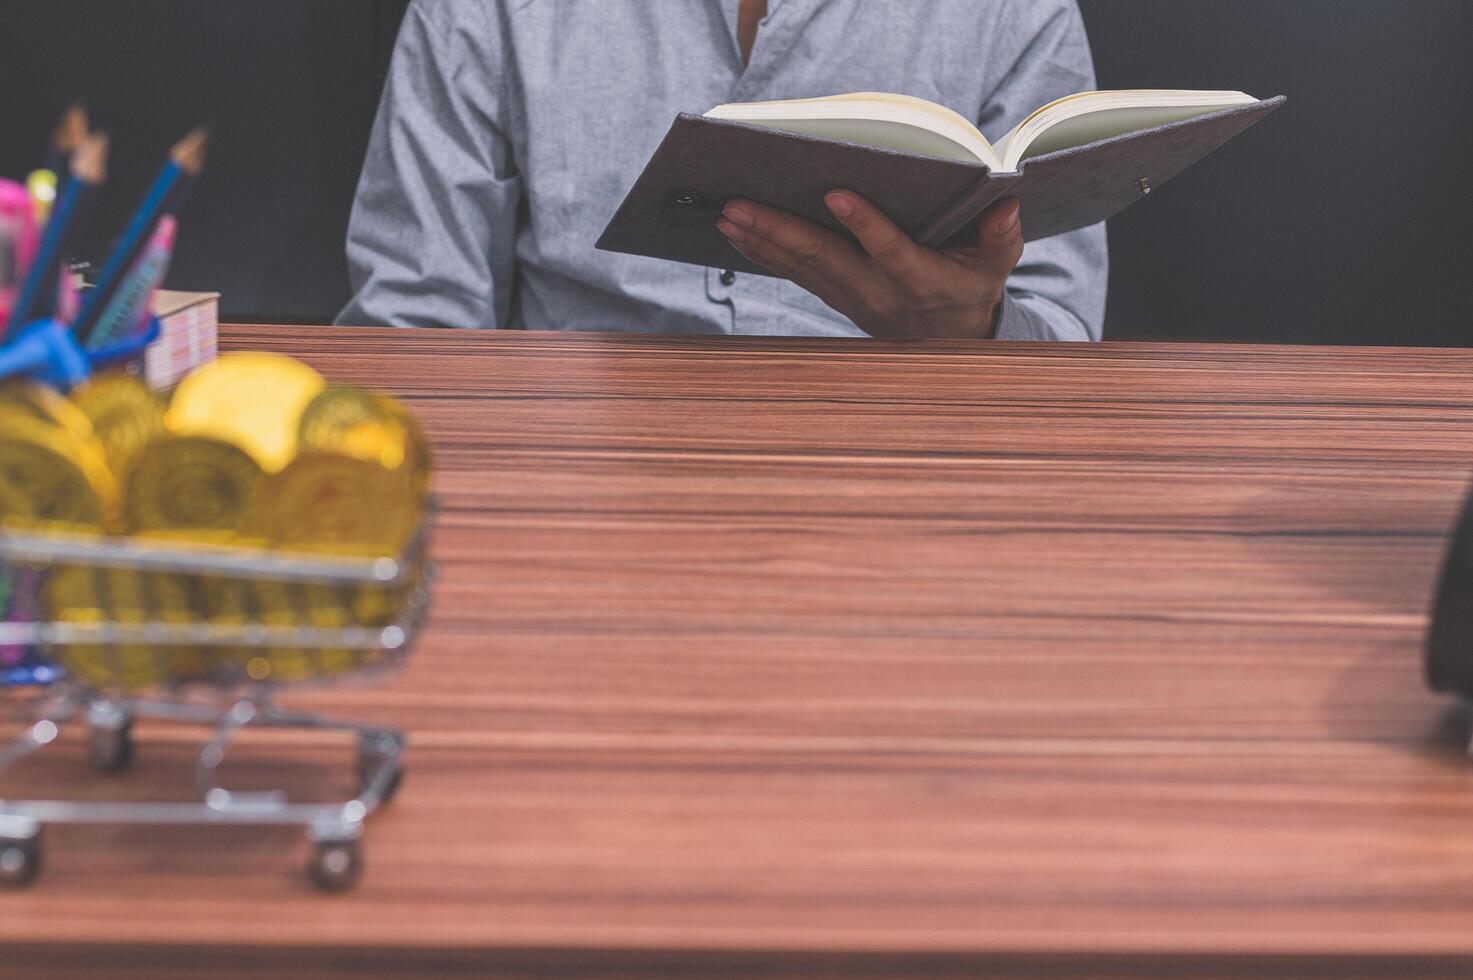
[339,0,1106,341]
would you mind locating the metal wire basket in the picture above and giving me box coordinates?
[0,511,435,892]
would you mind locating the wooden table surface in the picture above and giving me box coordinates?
[4,326,1473,978]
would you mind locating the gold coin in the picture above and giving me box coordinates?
[252,579,315,682]
[125,435,263,538]
[260,452,418,556]
[45,566,202,691]
[0,479,37,525]
[0,417,114,530]
[198,576,358,684]
[110,570,203,687]
[44,565,109,689]
[382,394,433,501]
[0,379,97,443]
[299,388,433,499]
[197,574,281,684]
[70,372,166,479]
[352,582,402,629]
[166,353,325,472]
[300,387,406,469]
[259,580,359,681]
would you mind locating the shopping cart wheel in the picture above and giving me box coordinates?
[86,719,135,775]
[0,835,41,889]
[308,839,363,893]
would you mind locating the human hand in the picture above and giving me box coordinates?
[717,192,1025,340]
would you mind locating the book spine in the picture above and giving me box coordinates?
[914,171,1019,248]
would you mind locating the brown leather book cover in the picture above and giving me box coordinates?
[597,97,1286,275]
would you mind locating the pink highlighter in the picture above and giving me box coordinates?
[0,183,39,653]
[0,180,40,336]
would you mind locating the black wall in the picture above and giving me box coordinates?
[1083,0,1473,345]
[1,0,1469,345]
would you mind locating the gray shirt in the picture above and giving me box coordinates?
[340,0,1107,341]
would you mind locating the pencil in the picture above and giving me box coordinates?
[31,104,89,224]
[43,103,88,176]
[86,215,176,350]
[6,133,108,342]
[74,127,207,346]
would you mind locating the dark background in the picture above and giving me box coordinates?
[0,0,1469,344]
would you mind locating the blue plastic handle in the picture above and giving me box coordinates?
[0,317,161,393]
[0,662,66,689]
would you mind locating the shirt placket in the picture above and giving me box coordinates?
[712,0,806,331]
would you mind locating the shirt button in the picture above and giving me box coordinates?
[720,269,737,287]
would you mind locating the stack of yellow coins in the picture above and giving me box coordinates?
[0,380,117,532]
[47,564,205,692]
[0,354,433,692]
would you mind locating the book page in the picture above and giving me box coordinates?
[997,91,1257,170]
[705,90,1257,174]
[706,96,1000,169]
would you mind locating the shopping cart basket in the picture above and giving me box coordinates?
[0,512,435,892]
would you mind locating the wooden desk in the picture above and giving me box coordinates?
[4,327,1473,978]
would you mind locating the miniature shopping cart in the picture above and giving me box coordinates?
[0,515,434,892]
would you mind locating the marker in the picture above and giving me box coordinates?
[86,215,176,349]
[75,127,207,347]
[7,134,109,340]
[0,181,39,337]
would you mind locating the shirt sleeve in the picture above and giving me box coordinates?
[982,0,1108,343]
[337,0,520,330]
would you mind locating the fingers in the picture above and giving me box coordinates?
[823,190,921,278]
[715,195,1026,339]
[718,199,879,315]
[972,197,1025,283]
[723,231,856,319]
[719,199,874,287]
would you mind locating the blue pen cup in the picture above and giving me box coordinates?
[0,317,162,392]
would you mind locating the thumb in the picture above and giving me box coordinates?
[972,197,1025,283]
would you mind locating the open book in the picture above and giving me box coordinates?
[706,90,1261,174]
[597,88,1283,275]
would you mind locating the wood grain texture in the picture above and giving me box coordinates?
[4,326,1473,978]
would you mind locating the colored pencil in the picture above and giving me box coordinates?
[86,215,176,349]
[74,127,207,346]
[6,134,108,340]
[42,103,88,176]
[32,104,88,225]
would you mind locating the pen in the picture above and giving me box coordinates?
[74,127,207,347]
[7,134,108,340]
